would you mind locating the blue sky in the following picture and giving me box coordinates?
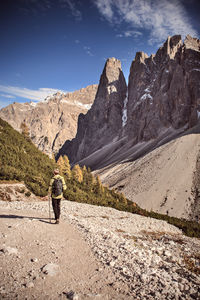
[0,0,199,108]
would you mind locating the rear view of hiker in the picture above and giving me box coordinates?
[49,169,66,224]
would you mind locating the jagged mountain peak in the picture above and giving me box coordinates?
[59,35,200,173]
[184,34,200,51]
[0,84,98,156]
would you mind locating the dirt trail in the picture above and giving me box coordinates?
[0,206,128,300]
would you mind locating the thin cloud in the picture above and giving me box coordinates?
[116,30,143,38]
[0,94,16,99]
[18,0,52,15]
[94,0,198,44]
[59,0,82,20]
[0,85,66,101]
[83,46,94,56]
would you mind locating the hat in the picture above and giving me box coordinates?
[54,168,59,175]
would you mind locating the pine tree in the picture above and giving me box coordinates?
[63,155,71,179]
[57,156,65,174]
[94,175,104,194]
[72,164,83,183]
[82,166,94,191]
[20,121,30,139]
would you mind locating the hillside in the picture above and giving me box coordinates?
[97,133,200,222]
[0,118,55,196]
[0,199,200,299]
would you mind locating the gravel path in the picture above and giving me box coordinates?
[0,200,200,300]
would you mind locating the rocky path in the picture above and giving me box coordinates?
[0,200,200,299]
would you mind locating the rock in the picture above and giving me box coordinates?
[31,258,38,263]
[64,290,78,300]
[58,57,127,166]
[25,282,34,288]
[42,263,59,276]
[163,250,172,258]
[0,246,18,255]
[109,261,115,267]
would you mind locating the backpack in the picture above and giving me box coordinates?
[52,178,63,196]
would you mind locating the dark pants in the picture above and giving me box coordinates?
[52,198,61,220]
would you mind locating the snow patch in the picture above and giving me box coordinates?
[122,95,128,127]
[190,68,200,72]
[74,101,92,110]
[165,70,169,73]
[197,110,200,119]
[140,93,153,101]
[107,85,117,94]
[144,87,151,93]
[30,102,37,107]
[60,99,91,110]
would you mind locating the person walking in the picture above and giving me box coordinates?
[49,169,66,224]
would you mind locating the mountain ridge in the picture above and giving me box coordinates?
[59,35,200,169]
[0,84,98,156]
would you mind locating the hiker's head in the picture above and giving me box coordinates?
[54,169,59,175]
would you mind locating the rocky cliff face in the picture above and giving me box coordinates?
[59,35,200,169]
[125,35,200,143]
[0,85,98,156]
[59,58,127,163]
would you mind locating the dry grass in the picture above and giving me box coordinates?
[183,253,200,275]
[115,228,126,233]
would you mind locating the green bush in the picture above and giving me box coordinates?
[25,191,31,197]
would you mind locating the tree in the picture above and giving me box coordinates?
[63,155,71,179]
[57,156,65,174]
[20,121,30,139]
[72,164,83,183]
[94,175,104,194]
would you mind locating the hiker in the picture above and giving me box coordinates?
[49,169,66,224]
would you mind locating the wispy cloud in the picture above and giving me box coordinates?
[83,46,94,56]
[59,0,82,20]
[116,30,143,38]
[75,40,95,56]
[94,0,198,44]
[0,94,16,99]
[19,0,52,15]
[0,85,66,101]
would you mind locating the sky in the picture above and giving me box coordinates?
[0,0,199,108]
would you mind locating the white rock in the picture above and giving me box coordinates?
[31,258,38,262]
[42,263,59,276]
[26,282,34,288]
[109,261,115,267]
[1,246,18,255]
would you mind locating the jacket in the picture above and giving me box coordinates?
[49,174,67,199]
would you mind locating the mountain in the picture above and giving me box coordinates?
[59,35,200,170]
[59,58,127,162]
[0,84,98,156]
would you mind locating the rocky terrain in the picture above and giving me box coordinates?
[97,132,200,222]
[0,195,200,300]
[59,35,200,170]
[0,84,98,156]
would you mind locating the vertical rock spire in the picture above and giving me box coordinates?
[59,58,127,165]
